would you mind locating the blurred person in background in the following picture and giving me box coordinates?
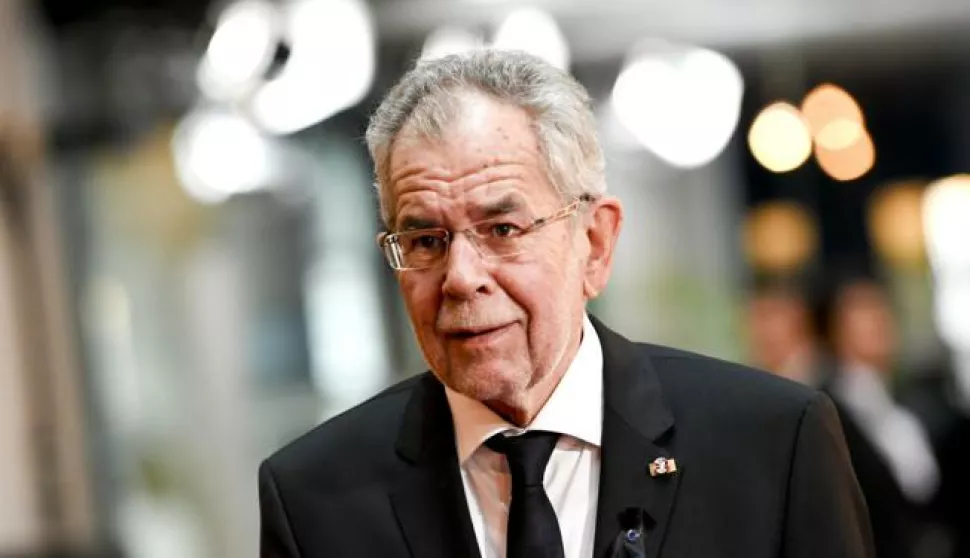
[815,271,941,558]
[898,352,970,558]
[899,350,970,558]
[258,50,873,558]
[746,275,827,387]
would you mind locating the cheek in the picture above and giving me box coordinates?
[496,250,583,332]
[399,275,441,329]
[400,278,451,368]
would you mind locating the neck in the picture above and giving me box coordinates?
[487,320,584,427]
[488,367,567,427]
[839,353,890,375]
[777,344,816,383]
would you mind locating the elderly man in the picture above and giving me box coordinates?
[259,51,874,558]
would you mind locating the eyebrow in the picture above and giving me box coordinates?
[473,195,523,221]
[398,215,440,231]
[396,195,526,231]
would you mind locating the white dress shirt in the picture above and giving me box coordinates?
[445,314,603,558]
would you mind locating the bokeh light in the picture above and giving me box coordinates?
[611,43,743,168]
[815,118,866,151]
[867,181,927,268]
[748,102,812,173]
[743,201,818,272]
[492,7,569,71]
[934,278,970,352]
[172,108,274,204]
[421,26,483,61]
[924,174,970,271]
[197,0,279,101]
[801,83,865,150]
[815,130,875,181]
[249,0,375,135]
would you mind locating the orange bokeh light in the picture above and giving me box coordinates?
[801,84,865,150]
[867,182,926,268]
[743,202,818,272]
[816,131,875,182]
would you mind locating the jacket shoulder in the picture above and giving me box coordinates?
[640,343,821,419]
[263,373,426,486]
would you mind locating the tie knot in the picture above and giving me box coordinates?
[486,431,560,487]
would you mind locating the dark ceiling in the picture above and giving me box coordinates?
[38,0,211,29]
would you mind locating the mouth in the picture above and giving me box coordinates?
[444,323,513,343]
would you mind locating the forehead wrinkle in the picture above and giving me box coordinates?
[393,159,532,198]
[394,179,533,232]
[388,160,436,188]
[387,106,552,226]
[391,127,538,180]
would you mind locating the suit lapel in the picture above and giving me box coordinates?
[390,374,482,558]
[591,317,682,558]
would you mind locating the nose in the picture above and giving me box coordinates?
[441,232,493,299]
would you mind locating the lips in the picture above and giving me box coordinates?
[443,323,512,340]
[445,325,505,339]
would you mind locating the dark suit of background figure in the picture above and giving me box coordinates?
[809,272,942,558]
[826,390,925,558]
[897,359,970,558]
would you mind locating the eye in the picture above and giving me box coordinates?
[490,223,522,238]
[409,233,445,251]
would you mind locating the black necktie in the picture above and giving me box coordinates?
[486,431,565,558]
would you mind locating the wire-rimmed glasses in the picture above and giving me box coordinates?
[378,193,596,271]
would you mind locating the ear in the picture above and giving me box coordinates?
[582,197,623,300]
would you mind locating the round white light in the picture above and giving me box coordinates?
[934,278,970,352]
[492,7,570,71]
[250,0,375,135]
[172,109,273,204]
[421,26,483,61]
[611,44,744,168]
[924,174,970,271]
[197,0,278,101]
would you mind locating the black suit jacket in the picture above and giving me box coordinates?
[260,318,874,557]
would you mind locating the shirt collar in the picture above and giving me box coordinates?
[445,314,604,464]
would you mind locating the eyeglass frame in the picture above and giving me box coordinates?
[377,193,598,271]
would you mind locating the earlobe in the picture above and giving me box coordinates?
[582,198,623,300]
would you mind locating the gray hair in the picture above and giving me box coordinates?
[365,49,606,228]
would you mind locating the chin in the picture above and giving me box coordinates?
[441,363,524,403]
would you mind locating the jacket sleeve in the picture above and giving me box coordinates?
[782,392,876,558]
[259,460,302,558]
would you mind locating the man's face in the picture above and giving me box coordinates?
[746,292,810,373]
[385,96,588,408]
[835,282,897,371]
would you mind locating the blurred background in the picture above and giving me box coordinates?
[1,0,969,556]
